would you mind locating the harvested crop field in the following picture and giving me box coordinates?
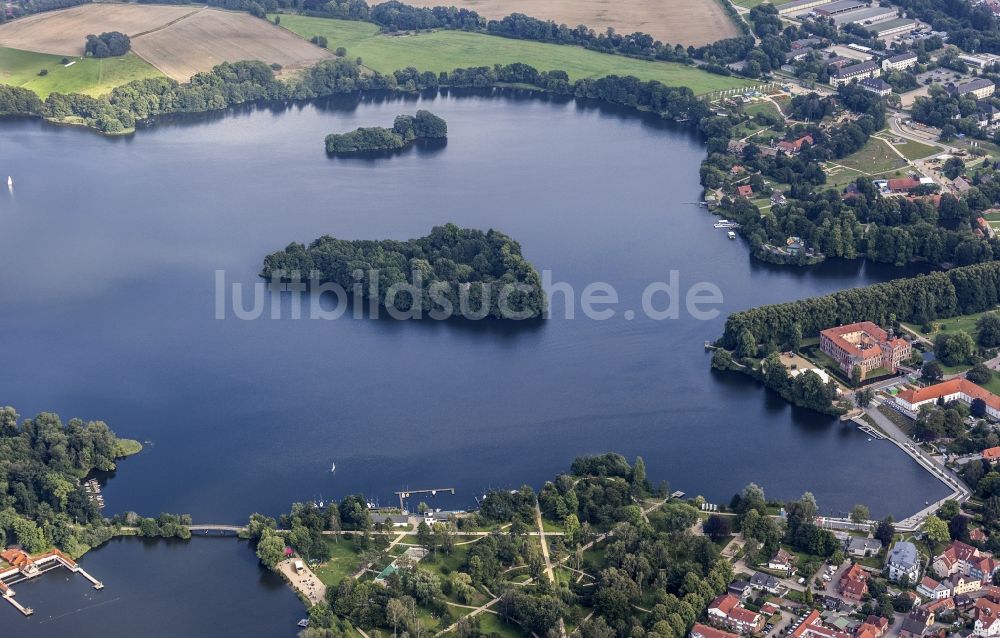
[0,4,194,56]
[399,0,741,46]
[0,4,333,81]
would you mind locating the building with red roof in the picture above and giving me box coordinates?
[737,185,754,198]
[839,563,869,601]
[820,321,911,380]
[888,177,921,192]
[896,379,1000,421]
[691,624,741,638]
[708,594,764,634]
[790,610,851,638]
[777,135,814,155]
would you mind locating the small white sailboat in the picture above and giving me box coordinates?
[330,462,336,473]
[6,176,11,188]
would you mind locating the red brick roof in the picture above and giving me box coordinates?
[984,447,1000,461]
[737,185,753,198]
[821,322,892,360]
[898,379,1000,412]
[889,177,921,192]
[692,624,741,638]
[710,594,740,615]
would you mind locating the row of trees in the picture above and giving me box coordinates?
[718,261,1000,350]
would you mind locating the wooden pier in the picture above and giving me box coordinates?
[394,488,456,511]
[1,548,103,617]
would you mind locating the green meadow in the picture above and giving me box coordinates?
[0,46,162,98]
[271,15,753,95]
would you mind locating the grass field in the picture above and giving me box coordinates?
[892,138,939,161]
[0,46,162,97]
[313,538,364,586]
[903,308,1000,342]
[836,137,908,174]
[271,15,753,94]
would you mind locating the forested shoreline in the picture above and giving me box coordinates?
[0,57,710,134]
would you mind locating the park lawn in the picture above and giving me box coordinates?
[540,518,564,533]
[837,137,908,174]
[270,15,753,94]
[0,46,162,98]
[313,538,365,586]
[744,100,781,120]
[475,612,527,638]
[974,372,1000,395]
[824,164,865,189]
[892,138,939,161]
[903,307,1000,343]
[420,544,472,578]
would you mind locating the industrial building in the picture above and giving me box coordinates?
[778,0,832,15]
[815,0,868,16]
[831,5,899,26]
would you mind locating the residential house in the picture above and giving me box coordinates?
[838,563,869,601]
[777,135,814,155]
[954,177,972,194]
[923,598,956,615]
[897,380,1000,421]
[750,572,782,594]
[768,549,795,574]
[882,51,919,71]
[732,165,746,175]
[888,541,922,583]
[984,447,1000,461]
[950,78,996,100]
[728,140,749,155]
[977,105,1000,130]
[708,594,764,634]
[771,191,787,206]
[856,616,888,638]
[899,608,935,638]
[949,573,985,596]
[737,185,754,198]
[975,595,1000,637]
[820,321,911,380]
[692,624,742,638]
[790,610,852,638]
[847,537,883,558]
[917,576,952,600]
[932,540,999,583]
[728,580,752,599]
[972,529,990,543]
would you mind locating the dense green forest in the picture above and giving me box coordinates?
[0,57,708,134]
[261,223,547,320]
[325,110,446,153]
[0,406,140,557]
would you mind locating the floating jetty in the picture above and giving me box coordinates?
[1,548,103,617]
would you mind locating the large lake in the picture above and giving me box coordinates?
[2,90,948,635]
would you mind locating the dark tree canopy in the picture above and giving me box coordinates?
[85,31,131,58]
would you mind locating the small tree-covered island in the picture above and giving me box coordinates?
[261,223,547,319]
[325,110,447,154]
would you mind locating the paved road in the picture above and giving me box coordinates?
[863,402,971,529]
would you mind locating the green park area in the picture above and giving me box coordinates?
[891,138,939,161]
[0,46,162,98]
[271,15,753,94]
[836,137,907,174]
[904,307,1000,343]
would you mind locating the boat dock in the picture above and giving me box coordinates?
[1,548,103,617]
[849,416,888,440]
[81,478,105,509]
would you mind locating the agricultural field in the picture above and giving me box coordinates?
[0,5,333,83]
[130,8,332,81]
[0,46,162,98]
[273,15,753,94]
[398,0,740,46]
[0,4,194,55]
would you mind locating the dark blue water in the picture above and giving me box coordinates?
[0,90,949,635]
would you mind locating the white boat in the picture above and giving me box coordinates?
[727,231,737,239]
[330,462,336,473]
[6,176,11,188]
